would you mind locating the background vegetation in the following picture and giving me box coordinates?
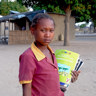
[0,0,27,16]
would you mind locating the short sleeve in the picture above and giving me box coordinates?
[19,52,36,84]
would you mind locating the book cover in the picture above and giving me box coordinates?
[55,49,80,88]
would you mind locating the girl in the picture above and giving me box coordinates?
[19,13,80,96]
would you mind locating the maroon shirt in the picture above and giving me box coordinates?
[19,43,64,96]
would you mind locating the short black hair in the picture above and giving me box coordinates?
[31,13,55,28]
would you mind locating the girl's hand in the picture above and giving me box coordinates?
[71,70,81,83]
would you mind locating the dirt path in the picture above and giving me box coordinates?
[0,40,96,96]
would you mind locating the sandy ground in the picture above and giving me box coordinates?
[0,39,96,96]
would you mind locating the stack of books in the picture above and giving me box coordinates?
[55,49,84,88]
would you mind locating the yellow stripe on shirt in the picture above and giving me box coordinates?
[20,80,32,84]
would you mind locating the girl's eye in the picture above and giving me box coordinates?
[50,29,54,33]
[40,29,45,32]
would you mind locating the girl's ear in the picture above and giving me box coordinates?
[30,26,34,35]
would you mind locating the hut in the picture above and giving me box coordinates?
[0,10,75,44]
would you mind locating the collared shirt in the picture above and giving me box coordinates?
[19,42,64,96]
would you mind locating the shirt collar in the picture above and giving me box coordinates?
[31,42,54,61]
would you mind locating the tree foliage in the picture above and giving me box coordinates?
[16,0,96,25]
[80,24,86,28]
[89,0,96,27]
[22,0,96,22]
[0,0,28,16]
[17,0,23,5]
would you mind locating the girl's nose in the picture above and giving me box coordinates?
[45,31,50,37]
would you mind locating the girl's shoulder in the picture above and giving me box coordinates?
[20,48,34,58]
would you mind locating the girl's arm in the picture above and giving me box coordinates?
[22,83,31,96]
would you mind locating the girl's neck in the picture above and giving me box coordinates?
[34,41,48,52]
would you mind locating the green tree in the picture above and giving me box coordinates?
[0,0,27,16]
[89,0,96,32]
[17,0,23,5]
[22,0,94,45]
[80,24,86,28]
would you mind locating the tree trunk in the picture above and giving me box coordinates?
[64,5,71,46]
[94,26,96,33]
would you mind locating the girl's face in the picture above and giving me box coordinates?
[31,18,55,46]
